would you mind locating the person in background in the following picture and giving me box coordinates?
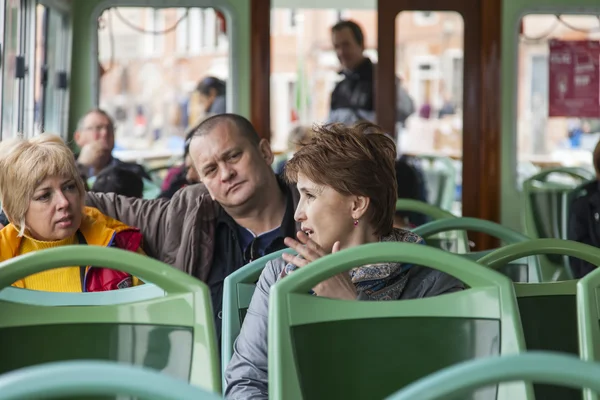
[274,125,315,176]
[394,158,427,228]
[159,128,201,199]
[567,139,600,278]
[224,122,464,399]
[92,164,144,199]
[75,108,151,182]
[0,134,144,292]
[197,76,227,116]
[327,20,414,126]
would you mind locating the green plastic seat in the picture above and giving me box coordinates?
[268,242,529,400]
[414,155,457,212]
[576,261,600,400]
[221,248,296,390]
[0,245,220,394]
[522,167,595,281]
[478,239,600,400]
[396,199,468,253]
[0,360,221,400]
[412,217,540,282]
[0,282,165,305]
[385,352,600,400]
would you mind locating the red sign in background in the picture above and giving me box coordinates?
[549,39,600,118]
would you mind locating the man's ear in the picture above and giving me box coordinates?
[258,138,274,166]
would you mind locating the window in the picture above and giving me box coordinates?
[144,9,164,58]
[413,11,439,26]
[32,4,70,137]
[517,14,600,176]
[98,7,230,152]
[2,0,22,139]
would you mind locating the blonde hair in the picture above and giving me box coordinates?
[0,134,86,236]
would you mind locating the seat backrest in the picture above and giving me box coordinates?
[221,248,296,390]
[268,242,529,400]
[396,199,468,253]
[416,155,457,212]
[0,283,165,306]
[385,352,600,400]
[413,217,540,282]
[0,360,221,400]
[522,168,594,276]
[479,239,600,400]
[576,264,600,400]
[0,245,220,393]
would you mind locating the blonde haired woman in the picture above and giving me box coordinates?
[0,134,144,292]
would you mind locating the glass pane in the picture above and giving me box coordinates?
[97,7,230,160]
[42,9,64,134]
[270,8,375,152]
[33,4,45,130]
[396,11,465,216]
[517,15,600,183]
[2,0,21,140]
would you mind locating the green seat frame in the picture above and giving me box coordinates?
[269,242,529,400]
[221,248,296,390]
[0,245,220,393]
[412,217,540,282]
[396,199,468,253]
[0,360,221,400]
[478,238,600,400]
[385,352,600,400]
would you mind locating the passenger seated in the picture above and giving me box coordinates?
[224,122,464,399]
[274,125,315,175]
[0,134,144,292]
[92,164,144,198]
[75,108,151,181]
[394,158,426,228]
[567,139,600,278]
[159,129,200,199]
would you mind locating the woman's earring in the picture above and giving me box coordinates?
[354,219,359,226]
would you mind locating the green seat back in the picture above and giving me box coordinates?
[576,259,600,400]
[385,352,600,400]
[0,360,221,400]
[0,283,165,305]
[269,242,529,400]
[413,217,540,282]
[396,199,467,253]
[479,239,600,400]
[522,168,594,281]
[415,155,457,212]
[0,245,220,394]
[221,248,296,390]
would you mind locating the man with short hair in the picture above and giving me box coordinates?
[75,109,150,181]
[85,114,300,340]
[328,20,414,126]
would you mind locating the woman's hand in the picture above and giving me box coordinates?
[282,231,357,300]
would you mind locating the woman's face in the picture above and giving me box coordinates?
[294,173,357,251]
[24,175,83,241]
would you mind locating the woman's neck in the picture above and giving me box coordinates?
[341,226,380,251]
[22,233,77,251]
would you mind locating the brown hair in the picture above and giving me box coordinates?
[285,122,397,236]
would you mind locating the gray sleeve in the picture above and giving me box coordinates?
[404,267,465,299]
[224,258,285,400]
